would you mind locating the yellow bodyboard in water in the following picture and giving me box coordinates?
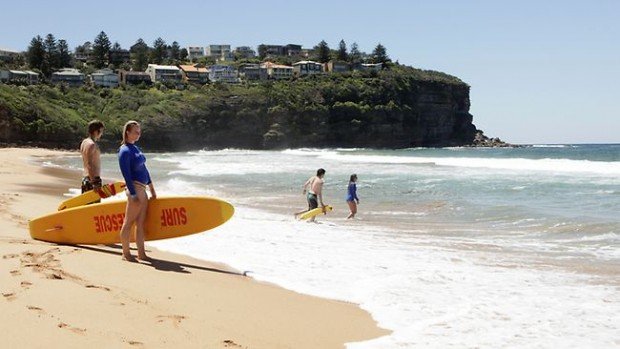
[297,205,333,220]
[58,181,126,211]
[31,196,234,245]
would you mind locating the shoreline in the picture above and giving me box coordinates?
[0,148,389,348]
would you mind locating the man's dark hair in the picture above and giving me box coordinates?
[88,120,105,135]
[317,168,326,176]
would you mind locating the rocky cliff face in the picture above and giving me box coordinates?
[0,72,480,150]
[412,82,477,147]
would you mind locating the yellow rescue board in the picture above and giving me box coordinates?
[297,205,333,220]
[31,196,234,245]
[58,181,126,210]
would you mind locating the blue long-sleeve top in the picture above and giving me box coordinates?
[118,143,151,196]
[346,182,359,202]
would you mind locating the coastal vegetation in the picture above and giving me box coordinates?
[0,65,477,150]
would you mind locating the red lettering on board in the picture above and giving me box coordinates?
[94,216,102,233]
[93,213,126,234]
[160,207,188,227]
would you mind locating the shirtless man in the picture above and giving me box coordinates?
[301,168,326,222]
[80,120,104,193]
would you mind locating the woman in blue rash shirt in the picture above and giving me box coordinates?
[346,174,359,219]
[118,120,157,262]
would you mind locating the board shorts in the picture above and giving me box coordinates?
[307,192,318,210]
[81,176,102,194]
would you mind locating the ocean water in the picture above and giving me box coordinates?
[53,145,620,348]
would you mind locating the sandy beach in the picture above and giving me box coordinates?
[0,148,388,348]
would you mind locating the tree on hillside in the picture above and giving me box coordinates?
[92,31,111,68]
[371,43,391,66]
[337,39,348,61]
[109,42,124,68]
[257,44,267,60]
[315,40,330,63]
[150,37,167,64]
[131,38,149,71]
[169,41,181,62]
[349,42,362,65]
[27,35,45,71]
[43,33,59,76]
[57,39,72,68]
[179,48,188,61]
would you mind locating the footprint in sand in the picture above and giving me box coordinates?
[3,253,19,259]
[85,284,111,291]
[2,292,17,301]
[27,305,46,314]
[127,340,144,346]
[58,322,87,334]
[21,281,32,289]
[223,339,245,348]
[20,249,82,282]
[156,315,187,328]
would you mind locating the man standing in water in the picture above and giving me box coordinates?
[80,120,104,194]
[302,168,326,222]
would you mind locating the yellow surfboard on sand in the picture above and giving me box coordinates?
[297,205,333,220]
[31,197,234,245]
[57,181,126,211]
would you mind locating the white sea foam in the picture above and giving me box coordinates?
[531,144,572,148]
[149,203,620,349]
[317,153,620,176]
[281,148,339,156]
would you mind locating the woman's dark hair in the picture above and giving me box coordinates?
[317,168,326,176]
[88,120,104,135]
[350,174,357,182]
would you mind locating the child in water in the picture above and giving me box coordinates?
[346,174,359,219]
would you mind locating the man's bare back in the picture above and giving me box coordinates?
[80,137,101,179]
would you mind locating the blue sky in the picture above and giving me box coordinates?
[2,0,618,144]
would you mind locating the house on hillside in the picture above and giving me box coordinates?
[325,60,350,73]
[234,46,256,59]
[292,60,323,77]
[179,64,209,84]
[285,44,302,56]
[0,70,39,84]
[259,44,285,57]
[208,65,238,83]
[206,45,233,62]
[238,63,267,81]
[51,68,85,86]
[145,64,182,83]
[109,48,131,64]
[0,48,20,62]
[262,62,293,80]
[91,68,119,88]
[360,63,383,72]
[119,71,152,85]
[187,46,205,62]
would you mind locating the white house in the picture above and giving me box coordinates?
[361,63,383,72]
[145,64,182,83]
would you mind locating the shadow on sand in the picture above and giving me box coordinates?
[65,243,249,277]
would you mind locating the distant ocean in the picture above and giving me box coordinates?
[50,144,620,348]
